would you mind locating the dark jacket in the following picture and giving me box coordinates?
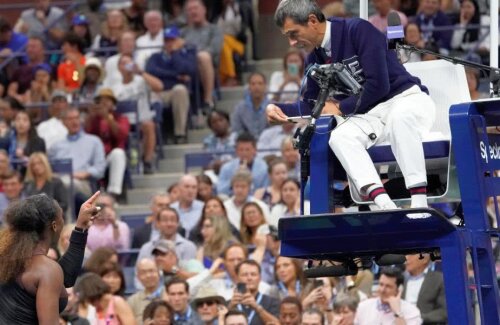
[24,177,68,213]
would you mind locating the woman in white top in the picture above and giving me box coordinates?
[268,49,305,103]
[270,178,301,227]
[106,54,163,174]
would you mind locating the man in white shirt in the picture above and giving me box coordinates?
[355,267,422,325]
[36,90,69,149]
[170,174,205,237]
[103,31,137,85]
[135,10,163,70]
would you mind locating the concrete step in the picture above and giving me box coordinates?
[162,143,204,159]
[117,204,150,216]
[126,188,162,205]
[216,99,241,114]
[220,86,245,101]
[131,172,183,189]
[158,157,185,174]
[186,128,211,144]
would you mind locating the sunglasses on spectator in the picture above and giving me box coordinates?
[197,300,216,308]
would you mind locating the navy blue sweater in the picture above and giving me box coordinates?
[145,46,197,91]
[279,18,427,116]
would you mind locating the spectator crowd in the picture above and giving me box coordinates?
[0,0,497,324]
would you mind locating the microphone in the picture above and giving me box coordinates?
[375,254,407,266]
[386,11,404,50]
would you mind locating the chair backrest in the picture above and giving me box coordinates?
[121,213,149,230]
[403,60,471,138]
[50,159,73,174]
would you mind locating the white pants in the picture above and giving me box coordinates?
[328,85,436,193]
[106,148,127,195]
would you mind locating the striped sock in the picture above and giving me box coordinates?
[410,186,428,208]
[367,185,397,210]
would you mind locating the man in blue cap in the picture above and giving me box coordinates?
[146,26,196,144]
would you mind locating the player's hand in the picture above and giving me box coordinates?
[266,104,289,124]
[76,191,101,230]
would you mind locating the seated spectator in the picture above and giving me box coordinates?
[0,149,11,192]
[197,174,215,202]
[189,196,241,245]
[76,0,106,39]
[466,67,489,100]
[152,239,200,284]
[216,0,245,86]
[368,0,408,32]
[90,9,129,59]
[166,278,204,325]
[136,207,197,265]
[107,54,163,173]
[404,254,447,324]
[128,258,167,324]
[254,159,289,208]
[165,0,187,27]
[0,170,24,221]
[225,310,249,325]
[182,0,224,110]
[204,109,237,152]
[257,124,296,154]
[170,174,205,237]
[143,300,175,325]
[48,107,106,200]
[136,10,164,70]
[36,90,69,150]
[122,0,147,34]
[87,193,130,251]
[22,64,53,114]
[224,171,271,230]
[231,72,269,139]
[57,32,86,94]
[146,25,194,143]
[14,0,66,50]
[281,137,300,179]
[0,96,23,128]
[84,88,129,198]
[269,178,301,227]
[103,31,137,85]
[269,49,305,103]
[451,0,490,54]
[240,202,269,246]
[83,247,119,274]
[78,57,104,103]
[279,296,302,325]
[0,16,26,67]
[24,152,68,213]
[228,260,280,325]
[99,262,127,297]
[74,272,136,324]
[7,36,46,103]
[132,192,171,248]
[399,23,425,63]
[302,308,324,325]
[332,294,358,325]
[217,133,269,196]
[197,215,238,268]
[302,278,337,322]
[354,267,422,325]
[70,14,92,50]
[9,110,46,162]
[168,182,181,202]
[414,0,453,53]
[193,285,227,325]
[270,256,311,301]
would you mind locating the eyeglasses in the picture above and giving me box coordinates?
[197,301,216,308]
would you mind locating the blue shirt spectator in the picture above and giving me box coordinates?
[414,0,453,52]
[0,17,28,64]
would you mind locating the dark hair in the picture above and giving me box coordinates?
[2,169,23,183]
[380,267,405,287]
[143,300,175,323]
[165,277,189,293]
[274,256,306,286]
[235,259,262,275]
[0,16,12,32]
[74,272,111,301]
[236,132,256,146]
[461,0,481,42]
[62,32,86,54]
[222,242,249,260]
[0,194,60,284]
[167,183,178,194]
[99,263,126,296]
[247,71,266,83]
[282,48,305,75]
[15,110,40,142]
[280,296,303,314]
[281,177,300,191]
[274,0,326,28]
[225,309,248,323]
[267,158,287,174]
[196,174,213,188]
[303,308,325,325]
[69,22,92,49]
[1,96,25,111]
[206,109,230,129]
[156,207,180,222]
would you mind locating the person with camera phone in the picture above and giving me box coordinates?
[228,260,280,325]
